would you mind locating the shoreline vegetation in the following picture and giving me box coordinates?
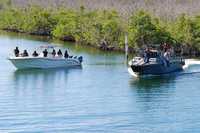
[1,1,200,56]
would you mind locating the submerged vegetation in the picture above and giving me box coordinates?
[1,2,200,55]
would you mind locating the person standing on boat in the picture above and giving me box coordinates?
[144,48,150,63]
[32,51,39,57]
[43,49,48,57]
[57,49,63,57]
[52,49,56,57]
[163,42,171,52]
[14,47,20,57]
[164,49,170,67]
[64,50,69,58]
[22,50,29,57]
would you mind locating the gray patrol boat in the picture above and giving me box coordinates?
[128,50,185,76]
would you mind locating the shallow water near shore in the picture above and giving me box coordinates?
[1,32,200,133]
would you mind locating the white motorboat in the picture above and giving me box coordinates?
[8,46,83,69]
[8,56,82,69]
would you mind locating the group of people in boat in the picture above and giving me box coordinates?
[143,43,172,66]
[14,47,29,57]
[14,47,69,58]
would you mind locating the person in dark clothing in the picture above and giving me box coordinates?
[43,49,48,57]
[64,50,69,58]
[163,43,171,52]
[52,49,56,57]
[22,50,29,57]
[14,47,20,57]
[144,48,150,63]
[57,49,62,57]
[32,51,39,57]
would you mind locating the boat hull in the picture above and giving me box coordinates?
[130,62,183,75]
[8,57,82,69]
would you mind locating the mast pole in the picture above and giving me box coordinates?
[125,32,128,63]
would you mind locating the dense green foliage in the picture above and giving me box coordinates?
[53,8,123,48]
[168,14,200,49]
[0,6,56,35]
[128,11,173,48]
[1,6,200,54]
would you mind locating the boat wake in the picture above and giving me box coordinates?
[183,59,200,69]
[128,67,138,77]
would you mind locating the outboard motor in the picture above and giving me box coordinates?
[78,56,83,63]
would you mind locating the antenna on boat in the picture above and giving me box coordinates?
[125,32,128,63]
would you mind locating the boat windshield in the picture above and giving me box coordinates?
[149,51,159,58]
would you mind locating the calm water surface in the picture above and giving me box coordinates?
[0,32,200,133]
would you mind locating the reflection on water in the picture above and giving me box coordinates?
[13,67,82,90]
[129,75,176,110]
[130,75,176,90]
[0,30,51,42]
[129,75,176,103]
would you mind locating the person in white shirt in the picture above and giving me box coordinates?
[164,50,170,66]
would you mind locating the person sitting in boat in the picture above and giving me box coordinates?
[43,49,48,57]
[14,47,20,57]
[52,49,56,57]
[64,50,69,58]
[22,50,29,57]
[57,49,63,57]
[32,51,39,57]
